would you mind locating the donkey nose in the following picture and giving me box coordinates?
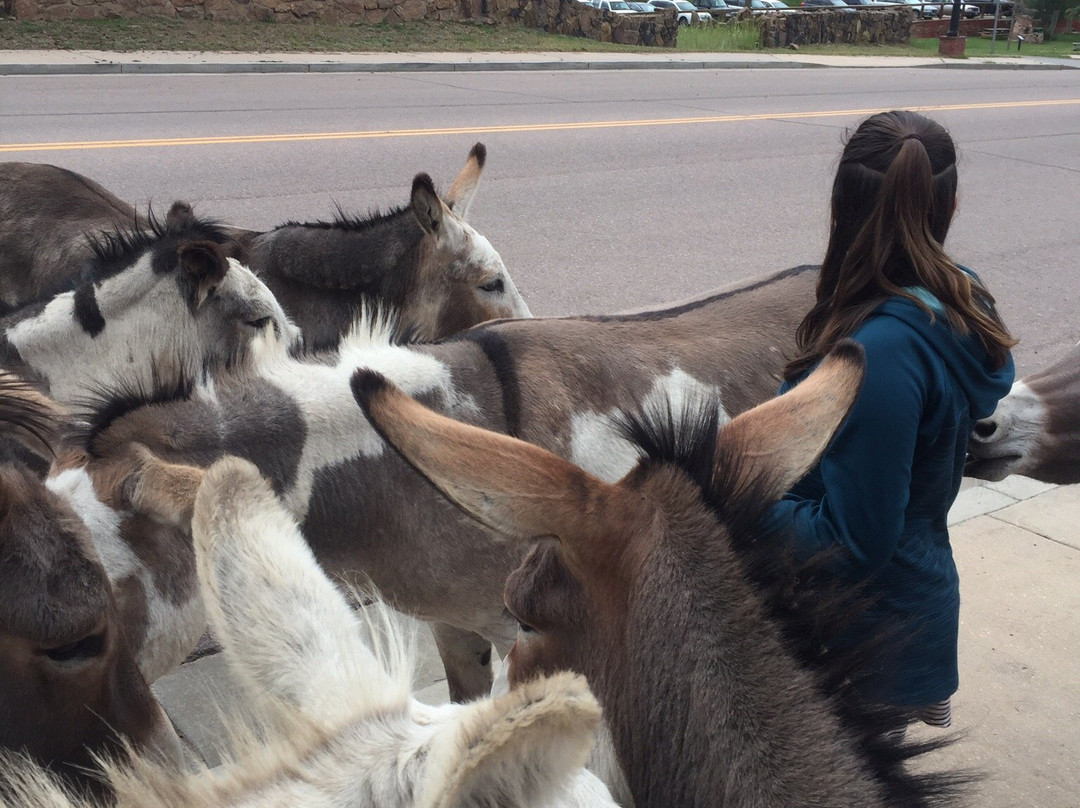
[972,419,998,440]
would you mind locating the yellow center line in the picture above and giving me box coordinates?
[3,97,1078,153]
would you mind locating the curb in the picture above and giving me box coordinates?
[2,56,1077,75]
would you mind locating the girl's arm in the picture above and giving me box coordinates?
[766,319,932,580]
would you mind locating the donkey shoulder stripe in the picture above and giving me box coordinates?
[72,284,106,337]
[459,328,522,438]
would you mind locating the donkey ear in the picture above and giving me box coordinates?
[192,456,399,725]
[444,143,486,220]
[411,173,445,235]
[715,339,865,501]
[351,370,628,559]
[177,240,229,310]
[416,671,604,808]
[165,200,197,231]
[88,443,204,528]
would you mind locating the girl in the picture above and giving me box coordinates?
[769,110,1016,727]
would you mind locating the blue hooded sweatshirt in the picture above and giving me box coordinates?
[768,286,1014,707]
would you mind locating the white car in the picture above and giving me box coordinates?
[933,1,981,16]
[727,0,796,13]
[594,0,638,12]
[650,0,715,22]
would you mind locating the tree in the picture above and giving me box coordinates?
[1023,0,1076,36]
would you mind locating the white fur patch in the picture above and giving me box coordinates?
[46,467,205,682]
[969,380,1047,479]
[463,227,532,319]
[254,333,479,520]
[47,467,129,575]
[570,368,730,482]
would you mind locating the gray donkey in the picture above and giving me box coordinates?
[0,145,528,349]
[78,265,818,700]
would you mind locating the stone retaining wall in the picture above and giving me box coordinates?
[8,0,678,45]
[9,0,476,23]
[759,7,913,47]
[488,0,678,44]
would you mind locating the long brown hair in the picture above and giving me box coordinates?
[785,110,1015,381]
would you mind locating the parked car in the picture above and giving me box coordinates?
[844,0,895,6]
[726,0,796,12]
[593,0,638,12]
[761,0,798,10]
[650,0,715,22]
[802,0,859,10]
[969,0,1012,15]
[892,0,956,17]
[627,0,659,9]
[923,1,980,16]
[693,0,741,18]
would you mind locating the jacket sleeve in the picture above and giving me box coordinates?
[766,321,931,579]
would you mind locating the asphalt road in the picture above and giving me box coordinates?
[2,67,1077,374]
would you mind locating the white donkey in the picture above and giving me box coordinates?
[0,456,618,808]
[1,211,298,411]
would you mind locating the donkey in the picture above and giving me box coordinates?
[77,266,817,700]
[246,143,531,348]
[0,372,182,794]
[1,146,529,351]
[967,340,1080,484]
[0,208,298,411]
[0,162,144,313]
[0,455,619,808]
[353,345,970,808]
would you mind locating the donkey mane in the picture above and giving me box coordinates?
[275,202,413,235]
[71,368,198,458]
[616,388,972,808]
[582,263,821,324]
[0,375,62,461]
[75,305,413,453]
[85,207,235,286]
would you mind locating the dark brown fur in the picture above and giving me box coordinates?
[0,163,143,313]
[354,346,971,808]
[0,374,177,792]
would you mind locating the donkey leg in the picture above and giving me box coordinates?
[430,623,494,702]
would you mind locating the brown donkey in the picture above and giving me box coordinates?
[0,162,143,313]
[353,343,969,808]
[0,374,181,793]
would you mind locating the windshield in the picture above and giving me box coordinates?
[610,1,631,7]
[674,1,697,8]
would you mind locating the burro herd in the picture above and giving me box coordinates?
[0,148,1073,808]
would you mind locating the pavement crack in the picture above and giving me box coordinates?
[988,512,1080,551]
[962,146,1080,174]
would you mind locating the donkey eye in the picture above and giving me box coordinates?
[245,316,273,330]
[517,622,535,634]
[41,633,106,666]
[479,277,505,294]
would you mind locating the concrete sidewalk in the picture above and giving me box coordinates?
[2,47,1079,75]
[152,475,1080,805]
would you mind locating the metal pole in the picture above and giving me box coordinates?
[990,0,1002,53]
[946,0,962,37]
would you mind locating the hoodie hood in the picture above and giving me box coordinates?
[875,291,1014,421]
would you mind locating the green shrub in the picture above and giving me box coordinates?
[677,19,761,50]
